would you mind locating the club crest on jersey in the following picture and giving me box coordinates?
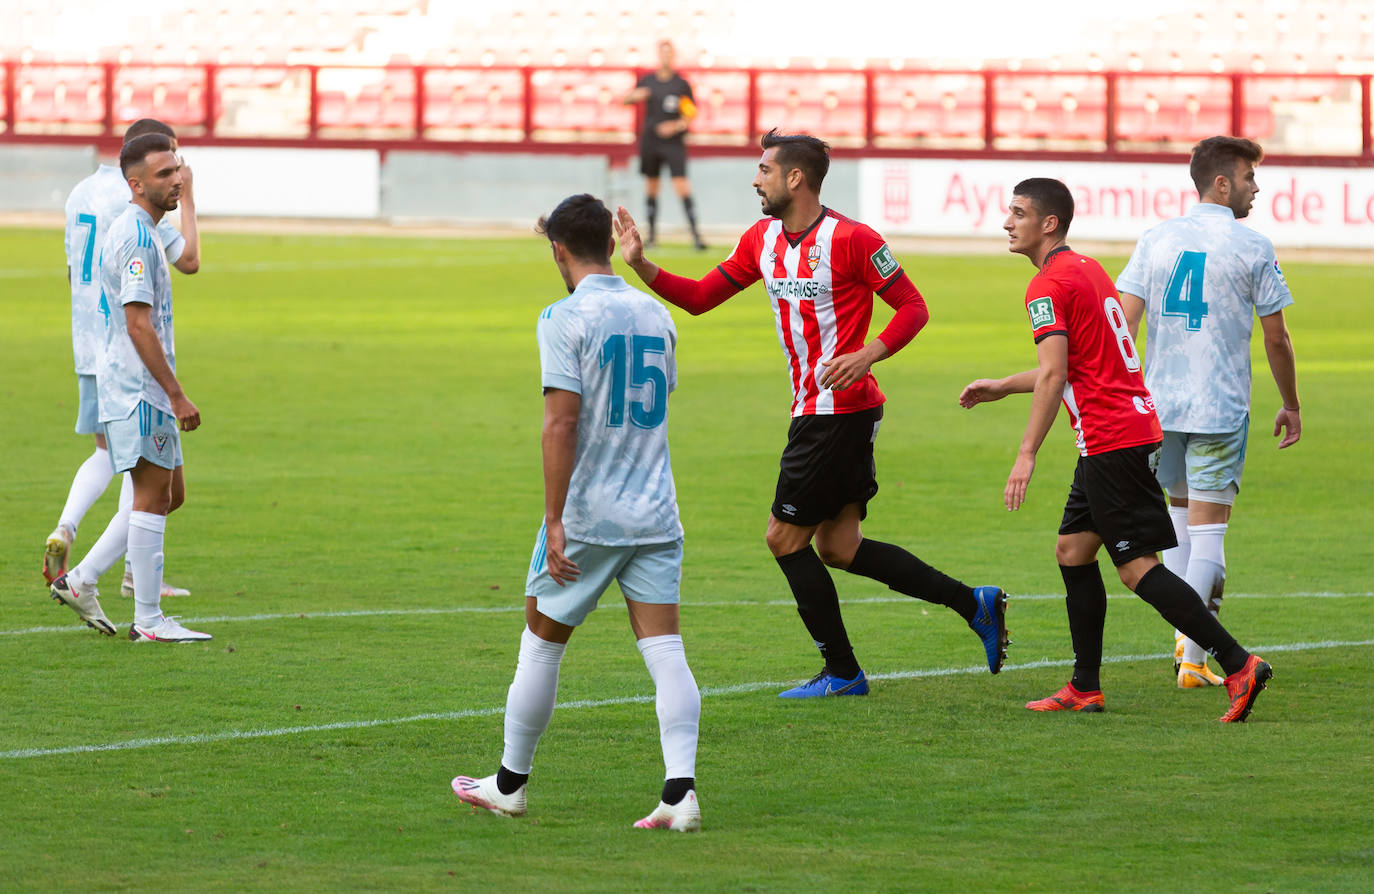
[806,243,822,271]
[128,259,145,281]
[869,244,899,278]
[152,434,169,454]
[1028,297,1056,329]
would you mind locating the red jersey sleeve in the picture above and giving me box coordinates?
[1025,275,1069,343]
[846,223,928,355]
[716,224,764,292]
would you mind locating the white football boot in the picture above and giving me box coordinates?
[49,573,116,636]
[128,616,212,643]
[451,774,526,817]
[634,789,701,832]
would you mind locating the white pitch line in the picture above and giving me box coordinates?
[3,638,1372,761]
[5,591,1372,639]
[0,253,530,280]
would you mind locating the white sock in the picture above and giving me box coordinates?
[637,633,700,781]
[71,475,134,587]
[58,447,115,534]
[1181,522,1228,666]
[127,510,167,626]
[500,627,567,776]
[1163,505,1190,643]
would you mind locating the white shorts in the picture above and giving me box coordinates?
[525,528,683,628]
[75,374,100,435]
[1152,418,1248,497]
[103,401,183,473]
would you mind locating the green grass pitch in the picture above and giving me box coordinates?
[1,225,1372,892]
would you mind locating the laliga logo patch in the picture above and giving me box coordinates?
[128,259,145,280]
[806,243,822,271]
[153,434,169,454]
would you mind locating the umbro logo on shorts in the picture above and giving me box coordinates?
[1115,540,1131,551]
[780,503,797,516]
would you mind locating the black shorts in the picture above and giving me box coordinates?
[1059,442,1176,566]
[639,136,687,178]
[772,407,883,527]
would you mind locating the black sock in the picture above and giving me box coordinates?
[661,777,694,805]
[775,546,860,679]
[646,196,658,240]
[496,765,528,795]
[682,195,701,242]
[1134,564,1249,675]
[1061,562,1107,692]
[845,539,977,623]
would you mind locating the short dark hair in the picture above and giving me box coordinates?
[536,194,613,263]
[1013,177,1075,236]
[120,132,174,178]
[1190,136,1264,196]
[760,128,830,192]
[124,118,176,143]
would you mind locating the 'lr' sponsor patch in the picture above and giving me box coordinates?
[1028,297,1056,329]
[869,244,899,279]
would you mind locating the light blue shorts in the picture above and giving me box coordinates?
[1153,417,1249,497]
[103,401,183,473]
[75,374,100,435]
[525,528,683,628]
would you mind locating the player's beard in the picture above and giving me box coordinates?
[1230,195,1252,219]
[759,189,790,218]
[150,187,180,213]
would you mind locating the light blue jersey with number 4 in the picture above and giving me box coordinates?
[1117,202,1293,433]
[536,273,683,546]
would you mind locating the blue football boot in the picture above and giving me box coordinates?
[778,668,869,698]
[970,586,1009,674]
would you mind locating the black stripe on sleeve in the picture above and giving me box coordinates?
[1033,330,1069,344]
[876,270,905,295]
[717,264,744,291]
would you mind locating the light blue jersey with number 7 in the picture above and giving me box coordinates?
[536,273,683,546]
[1116,202,1293,434]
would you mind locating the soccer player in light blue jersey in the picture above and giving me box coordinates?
[51,132,209,643]
[452,194,701,831]
[47,118,198,622]
[1117,136,1301,688]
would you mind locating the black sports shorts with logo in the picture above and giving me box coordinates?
[639,135,688,178]
[772,406,883,527]
[1059,441,1176,566]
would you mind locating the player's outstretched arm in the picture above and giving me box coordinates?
[541,388,582,586]
[614,206,659,282]
[1259,309,1301,448]
[616,205,739,315]
[959,369,1038,407]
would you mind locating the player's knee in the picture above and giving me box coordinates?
[1054,541,1078,565]
[167,490,185,514]
[814,539,856,569]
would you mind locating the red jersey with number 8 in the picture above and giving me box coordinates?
[1025,247,1161,456]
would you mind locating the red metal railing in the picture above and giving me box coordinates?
[1,61,1370,165]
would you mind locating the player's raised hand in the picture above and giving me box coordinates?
[178,158,194,200]
[1274,405,1301,449]
[1004,452,1035,511]
[614,206,645,266]
[959,379,1005,408]
[171,392,200,432]
[543,519,581,587]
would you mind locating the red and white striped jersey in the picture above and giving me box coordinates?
[718,208,915,417]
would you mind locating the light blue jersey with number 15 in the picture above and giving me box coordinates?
[1117,202,1293,434]
[536,273,683,546]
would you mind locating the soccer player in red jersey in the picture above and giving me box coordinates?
[958,178,1271,722]
[615,129,1008,698]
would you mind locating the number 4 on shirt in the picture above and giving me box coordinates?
[1162,250,1208,330]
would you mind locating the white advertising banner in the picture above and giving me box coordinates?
[859,158,1374,249]
[184,147,381,218]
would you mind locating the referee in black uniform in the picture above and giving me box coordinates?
[623,40,706,250]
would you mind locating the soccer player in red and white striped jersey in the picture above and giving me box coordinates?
[958,178,1271,721]
[616,130,1008,698]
